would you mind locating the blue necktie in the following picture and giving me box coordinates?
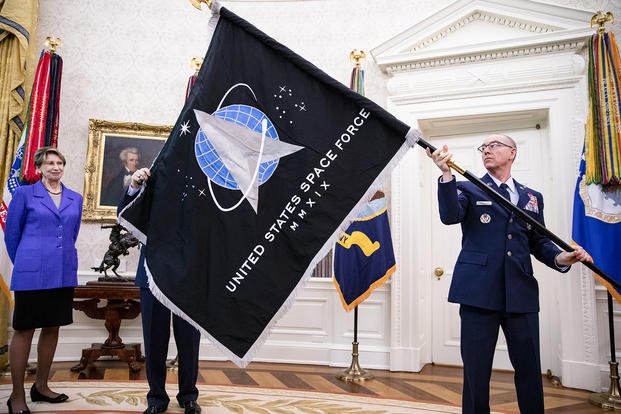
[498,183,510,202]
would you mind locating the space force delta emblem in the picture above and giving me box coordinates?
[120,5,417,366]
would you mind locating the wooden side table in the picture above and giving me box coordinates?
[71,280,144,372]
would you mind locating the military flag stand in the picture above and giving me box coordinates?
[337,306,374,382]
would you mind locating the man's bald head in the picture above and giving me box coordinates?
[485,134,516,149]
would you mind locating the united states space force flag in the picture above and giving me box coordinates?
[120,5,418,366]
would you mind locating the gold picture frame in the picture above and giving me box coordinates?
[82,119,172,222]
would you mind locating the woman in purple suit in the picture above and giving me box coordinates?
[4,147,82,414]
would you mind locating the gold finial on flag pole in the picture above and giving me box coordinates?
[191,57,204,74]
[190,0,212,10]
[349,49,366,68]
[44,36,62,54]
[591,11,614,33]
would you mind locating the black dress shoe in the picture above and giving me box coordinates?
[29,384,69,403]
[7,399,31,414]
[183,400,201,414]
[143,405,167,414]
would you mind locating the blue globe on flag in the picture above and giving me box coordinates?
[195,104,279,190]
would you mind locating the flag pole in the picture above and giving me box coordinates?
[417,137,620,291]
[581,10,621,409]
[337,50,374,383]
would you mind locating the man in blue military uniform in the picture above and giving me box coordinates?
[118,167,201,414]
[427,134,591,414]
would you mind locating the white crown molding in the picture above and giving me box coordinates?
[385,51,585,102]
[380,36,588,74]
[371,0,595,72]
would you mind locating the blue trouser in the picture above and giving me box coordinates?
[459,304,544,414]
[140,288,201,408]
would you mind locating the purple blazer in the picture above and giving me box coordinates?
[4,181,83,291]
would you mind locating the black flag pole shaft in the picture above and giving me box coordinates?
[416,138,621,291]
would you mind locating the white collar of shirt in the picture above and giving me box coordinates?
[489,175,518,205]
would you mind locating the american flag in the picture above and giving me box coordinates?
[0,132,26,305]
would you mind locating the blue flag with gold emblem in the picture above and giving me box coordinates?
[119,5,418,366]
[333,197,396,311]
[572,155,621,300]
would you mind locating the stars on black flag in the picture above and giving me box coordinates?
[180,120,191,136]
[176,168,202,203]
[273,84,308,125]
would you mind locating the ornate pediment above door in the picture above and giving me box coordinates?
[372,0,594,73]
[371,0,596,99]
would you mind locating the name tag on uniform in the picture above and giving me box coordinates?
[476,201,492,206]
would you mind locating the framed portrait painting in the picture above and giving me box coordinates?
[83,119,172,221]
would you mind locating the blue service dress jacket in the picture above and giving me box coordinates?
[437,173,568,313]
[4,181,83,291]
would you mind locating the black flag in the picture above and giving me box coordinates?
[120,6,417,366]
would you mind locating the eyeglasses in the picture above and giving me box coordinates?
[477,141,515,153]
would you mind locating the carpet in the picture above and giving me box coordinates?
[0,381,468,413]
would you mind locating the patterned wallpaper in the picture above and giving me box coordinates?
[34,0,619,273]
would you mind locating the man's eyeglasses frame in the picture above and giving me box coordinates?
[477,141,515,153]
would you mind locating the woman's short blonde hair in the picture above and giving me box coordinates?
[34,146,66,168]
